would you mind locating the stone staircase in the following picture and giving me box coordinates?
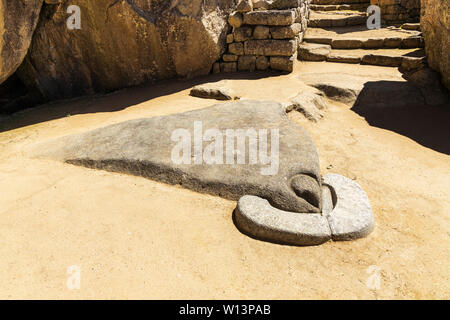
[299,0,425,71]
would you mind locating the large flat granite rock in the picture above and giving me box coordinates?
[31,100,322,214]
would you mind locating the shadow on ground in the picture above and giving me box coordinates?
[352,80,450,154]
[0,71,284,133]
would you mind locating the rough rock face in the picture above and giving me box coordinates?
[420,0,449,90]
[16,0,235,100]
[0,0,43,84]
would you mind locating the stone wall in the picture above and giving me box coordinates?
[213,0,310,73]
[420,0,449,90]
[370,0,420,25]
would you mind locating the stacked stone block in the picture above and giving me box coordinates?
[213,0,311,73]
[370,0,420,25]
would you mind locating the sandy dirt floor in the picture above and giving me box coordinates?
[0,62,448,299]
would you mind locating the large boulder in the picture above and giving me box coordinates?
[16,0,235,100]
[0,0,43,85]
[420,0,449,90]
[30,100,323,214]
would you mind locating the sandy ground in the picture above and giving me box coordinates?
[0,62,449,299]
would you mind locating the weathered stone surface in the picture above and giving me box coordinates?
[212,62,221,73]
[238,55,257,71]
[253,26,271,40]
[223,54,239,62]
[269,0,300,10]
[220,62,238,72]
[226,34,234,44]
[0,0,43,85]
[421,0,449,89]
[253,0,273,10]
[303,36,333,45]
[16,0,236,100]
[244,10,296,26]
[271,23,302,39]
[401,56,425,71]
[245,40,296,56]
[400,36,423,49]
[237,0,253,12]
[190,82,238,100]
[323,174,374,241]
[331,39,363,49]
[308,12,366,28]
[298,43,331,61]
[228,12,244,28]
[286,92,327,122]
[32,100,323,214]
[235,195,332,246]
[363,38,385,49]
[383,37,403,48]
[406,68,450,106]
[401,23,420,31]
[229,42,245,55]
[234,27,253,42]
[361,54,403,67]
[270,56,295,72]
[327,53,361,64]
[256,56,270,70]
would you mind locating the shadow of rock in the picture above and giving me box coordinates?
[352,80,450,154]
[0,70,283,133]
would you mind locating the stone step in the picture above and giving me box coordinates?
[401,23,421,31]
[310,3,369,12]
[308,11,367,28]
[299,43,426,70]
[304,26,424,49]
[311,0,369,4]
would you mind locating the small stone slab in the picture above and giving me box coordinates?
[237,0,253,13]
[244,39,296,56]
[401,23,420,31]
[286,92,327,122]
[323,174,374,241]
[270,56,295,72]
[190,83,239,100]
[270,23,302,40]
[298,43,331,61]
[363,38,385,49]
[235,195,332,246]
[331,39,363,49]
[243,10,296,26]
[269,0,300,10]
[228,12,244,28]
[401,56,426,71]
[361,54,403,67]
[401,36,424,49]
[327,53,361,64]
